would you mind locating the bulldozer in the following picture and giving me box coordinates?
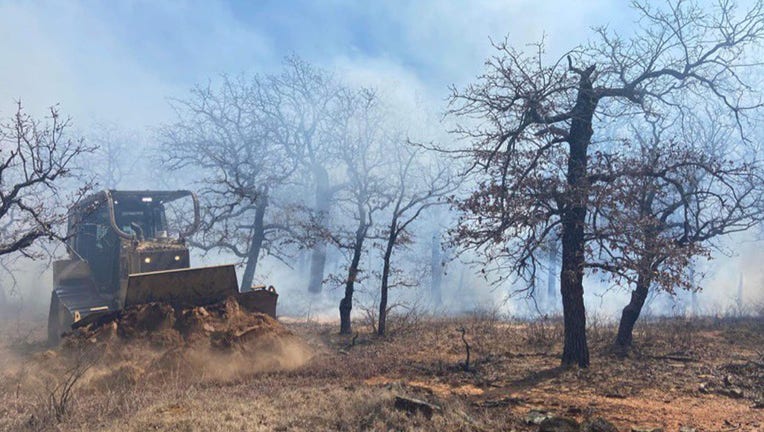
[47,190,277,344]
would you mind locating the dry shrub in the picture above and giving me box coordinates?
[358,298,426,338]
[664,317,697,352]
[586,312,615,345]
[457,308,508,358]
[89,364,144,392]
[634,316,697,354]
[12,343,101,431]
[384,304,426,337]
[755,300,764,318]
[524,315,563,349]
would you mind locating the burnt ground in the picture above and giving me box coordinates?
[0,311,762,431]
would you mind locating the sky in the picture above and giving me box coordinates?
[0,0,626,130]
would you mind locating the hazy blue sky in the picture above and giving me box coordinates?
[0,0,628,129]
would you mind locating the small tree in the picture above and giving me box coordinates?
[377,143,457,335]
[334,89,391,334]
[448,0,764,367]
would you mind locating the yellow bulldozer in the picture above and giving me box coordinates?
[47,190,277,344]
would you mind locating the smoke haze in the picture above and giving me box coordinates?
[0,0,761,323]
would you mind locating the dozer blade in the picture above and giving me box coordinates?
[125,264,239,308]
[236,286,278,318]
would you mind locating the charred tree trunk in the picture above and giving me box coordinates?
[340,206,368,335]
[560,212,589,368]
[560,65,597,368]
[430,230,443,306]
[614,271,651,353]
[615,189,661,354]
[240,191,268,291]
[378,218,398,336]
[308,166,331,294]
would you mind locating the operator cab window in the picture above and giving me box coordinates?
[74,204,118,293]
[115,203,167,239]
[75,205,111,256]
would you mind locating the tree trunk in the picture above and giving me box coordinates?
[340,209,368,335]
[240,193,268,291]
[546,239,558,309]
[559,66,597,368]
[560,225,589,368]
[614,272,651,353]
[307,242,327,293]
[430,230,443,306]
[308,166,331,294]
[378,219,397,336]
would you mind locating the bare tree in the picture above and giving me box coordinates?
[85,121,142,189]
[160,76,297,290]
[334,89,391,334]
[448,1,764,367]
[377,143,457,335]
[589,116,763,354]
[0,102,92,260]
[263,56,349,294]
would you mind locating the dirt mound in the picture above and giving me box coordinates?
[61,296,311,384]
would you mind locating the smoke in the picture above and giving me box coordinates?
[697,232,764,315]
[0,1,761,331]
[0,256,56,320]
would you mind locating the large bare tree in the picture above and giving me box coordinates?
[448,0,764,367]
[263,56,349,294]
[160,76,297,290]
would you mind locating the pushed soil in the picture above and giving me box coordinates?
[60,296,311,384]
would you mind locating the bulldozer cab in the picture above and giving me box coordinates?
[68,190,200,294]
[69,190,199,243]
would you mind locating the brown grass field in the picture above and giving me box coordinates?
[0,311,762,431]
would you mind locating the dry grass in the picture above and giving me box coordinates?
[1,313,762,431]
